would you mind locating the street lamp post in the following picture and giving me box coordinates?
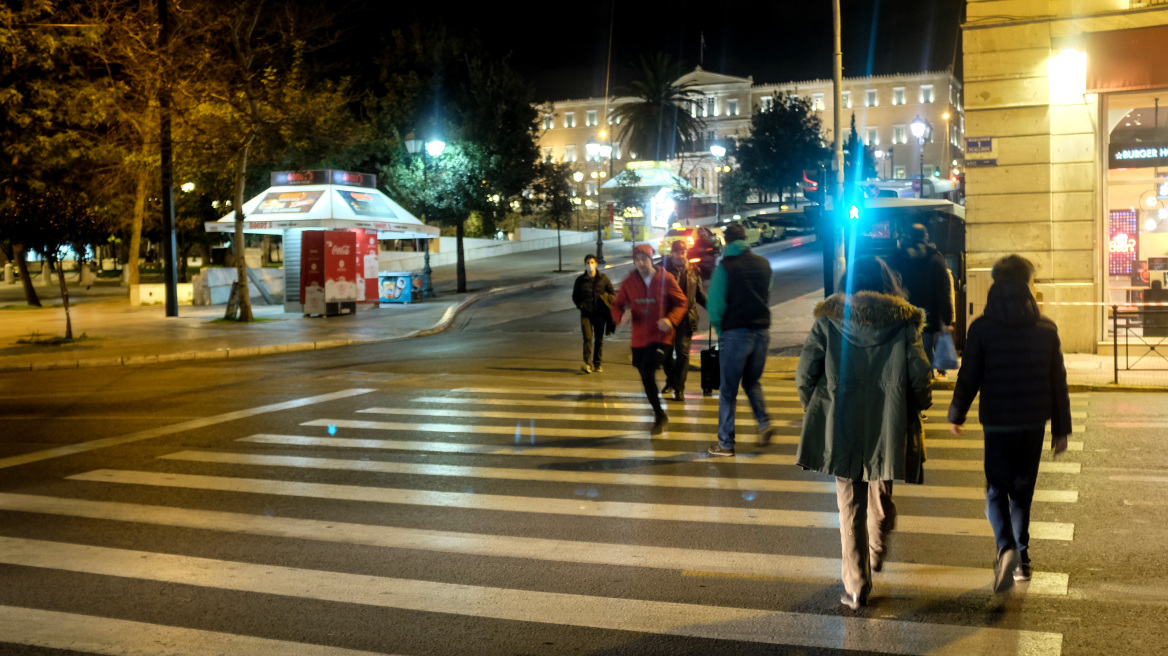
[404,133,445,298]
[710,143,726,221]
[910,116,933,199]
[587,137,612,263]
[572,170,585,231]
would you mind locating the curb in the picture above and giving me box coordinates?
[0,267,599,373]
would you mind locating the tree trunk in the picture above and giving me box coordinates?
[15,245,41,307]
[456,219,467,294]
[179,242,191,282]
[260,235,271,266]
[127,166,149,288]
[232,145,254,321]
[51,255,73,340]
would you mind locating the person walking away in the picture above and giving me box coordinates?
[706,223,774,456]
[610,244,688,435]
[661,240,707,401]
[947,254,1071,594]
[887,224,955,371]
[572,254,615,373]
[795,256,932,610]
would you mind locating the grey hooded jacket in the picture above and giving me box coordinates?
[795,291,933,482]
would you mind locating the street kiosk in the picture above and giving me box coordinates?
[205,170,439,315]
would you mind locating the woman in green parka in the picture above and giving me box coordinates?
[795,256,933,610]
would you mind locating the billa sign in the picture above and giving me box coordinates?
[1109,143,1168,169]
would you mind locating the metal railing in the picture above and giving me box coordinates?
[1111,305,1168,383]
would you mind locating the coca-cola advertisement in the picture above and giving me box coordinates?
[299,230,326,315]
[348,229,380,303]
[324,231,358,306]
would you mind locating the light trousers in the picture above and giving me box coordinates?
[835,478,896,597]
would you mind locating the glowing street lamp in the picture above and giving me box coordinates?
[710,143,727,220]
[910,116,933,198]
[586,137,613,262]
[405,132,446,298]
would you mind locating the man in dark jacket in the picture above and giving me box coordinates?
[661,240,707,401]
[888,224,954,368]
[572,254,615,373]
[948,254,1071,594]
[706,223,774,456]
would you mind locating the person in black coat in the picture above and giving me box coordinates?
[661,240,707,401]
[888,224,954,369]
[948,254,1071,594]
[572,254,615,373]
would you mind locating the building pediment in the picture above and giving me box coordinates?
[675,66,753,89]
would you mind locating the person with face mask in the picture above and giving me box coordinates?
[661,240,707,401]
[572,254,616,373]
[610,244,689,435]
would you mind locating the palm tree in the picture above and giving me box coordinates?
[610,53,706,161]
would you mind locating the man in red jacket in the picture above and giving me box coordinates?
[611,244,689,435]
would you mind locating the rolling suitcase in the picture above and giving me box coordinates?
[700,325,719,396]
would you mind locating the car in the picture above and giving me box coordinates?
[659,225,723,279]
[752,217,787,243]
[713,218,762,246]
[759,211,813,237]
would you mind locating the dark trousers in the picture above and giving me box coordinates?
[580,313,606,367]
[984,427,1046,562]
[631,344,668,415]
[664,327,694,392]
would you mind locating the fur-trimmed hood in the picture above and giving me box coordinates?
[814,291,925,347]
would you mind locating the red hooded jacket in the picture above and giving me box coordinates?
[611,266,689,347]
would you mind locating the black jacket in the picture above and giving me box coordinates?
[663,258,707,333]
[719,247,772,332]
[572,270,615,316]
[947,281,1073,436]
[889,242,954,332]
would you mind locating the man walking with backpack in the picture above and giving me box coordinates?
[661,240,707,402]
[706,223,774,456]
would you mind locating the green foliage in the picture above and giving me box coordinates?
[610,53,705,162]
[0,189,108,263]
[719,168,754,213]
[610,170,646,211]
[530,161,576,229]
[844,113,878,183]
[736,92,828,199]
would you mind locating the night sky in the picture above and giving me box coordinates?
[347,0,964,101]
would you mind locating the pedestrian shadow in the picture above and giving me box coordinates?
[536,452,703,472]
[486,365,584,374]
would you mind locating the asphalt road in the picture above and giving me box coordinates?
[1,241,1167,655]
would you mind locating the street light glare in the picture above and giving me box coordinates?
[573,171,584,182]
[710,144,727,158]
[910,116,926,140]
[180,182,195,193]
[425,140,446,157]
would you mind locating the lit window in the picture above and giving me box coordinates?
[586,181,597,196]
[707,97,716,117]
[893,125,907,144]
[921,85,934,103]
[893,87,905,106]
[607,109,614,124]
[542,114,554,130]
[842,91,851,109]
[586,110,598,126]
[894,165,906,179]
[866,90,877,107]
[865,128,878,146]
[728,99,739,116]
[564,112,575,128]
[812,94,824,111]
[565,145,576,162]
[613,142,622,159]
[761,96,774,112]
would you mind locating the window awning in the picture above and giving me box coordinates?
[1064,25,1168,94]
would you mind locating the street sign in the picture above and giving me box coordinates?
[965,137,998,167]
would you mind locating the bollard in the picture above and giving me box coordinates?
[80,262,94,286]
[3,262,12,285]
[40,262,52,285]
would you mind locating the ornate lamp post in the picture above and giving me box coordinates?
[404,133,445,298]
[710,143,726,221]
[586,137,613,263]
[910,116,933,198]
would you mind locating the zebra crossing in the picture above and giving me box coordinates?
[0,377,1086,655]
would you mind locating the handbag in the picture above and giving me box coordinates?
[932,331,959,370]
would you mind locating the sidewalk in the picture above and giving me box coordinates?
[2,237,1165,389]
[0,238,640,372]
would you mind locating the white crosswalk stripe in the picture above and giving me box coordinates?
[0,537,1064,655]
[295,421,1084,473]
[4,378,1082,654]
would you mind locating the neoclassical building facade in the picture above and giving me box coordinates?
[535,67,964,204]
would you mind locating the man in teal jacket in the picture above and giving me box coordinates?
[707,223,774,456]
